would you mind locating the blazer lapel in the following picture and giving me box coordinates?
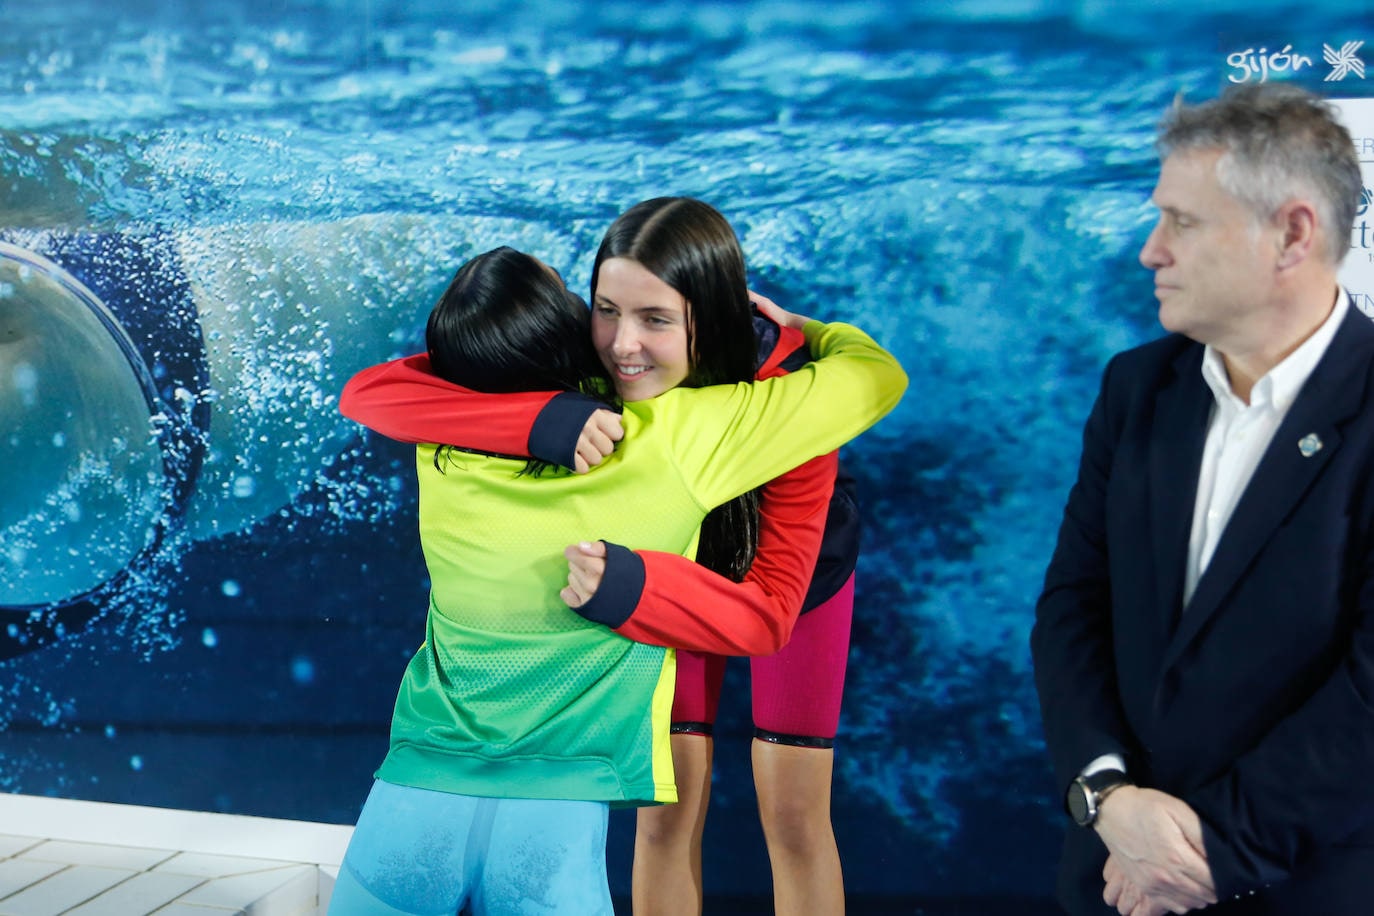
[1148,345,1212,635]
[1164,308,1374,667]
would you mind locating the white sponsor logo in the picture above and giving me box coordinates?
[1324,41,1366,81]
[1226,44,1314,83]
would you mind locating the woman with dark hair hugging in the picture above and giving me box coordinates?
[330,241,905,915]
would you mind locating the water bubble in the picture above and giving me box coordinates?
[290,655,315,685]
[201,627,219,647]
[231,475,256,498]
[105,725,117,739]
[130,755,144,772]
[220,580,241,597]
[13,363,38,408]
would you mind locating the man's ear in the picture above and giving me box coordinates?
[1273,199,1318,270]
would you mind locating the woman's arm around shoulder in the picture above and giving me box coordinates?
[339,353,613,470]
[663,296,906,508]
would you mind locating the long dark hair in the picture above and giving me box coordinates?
[426,246,613,473]
[428,246,609,395]
[593,198,761,581]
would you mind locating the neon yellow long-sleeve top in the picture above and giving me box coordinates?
[375,319,907,807]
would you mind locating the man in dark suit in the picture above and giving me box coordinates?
[1032,82,1374,916]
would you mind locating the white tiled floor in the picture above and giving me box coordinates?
[0,795,353,916]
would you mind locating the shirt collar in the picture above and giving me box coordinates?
[1200,287,1349,411]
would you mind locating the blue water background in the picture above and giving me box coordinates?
[3,0,1372,901]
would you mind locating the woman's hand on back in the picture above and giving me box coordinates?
[560,541,607,608]
[749,290,810,331]
[572,409,625,474]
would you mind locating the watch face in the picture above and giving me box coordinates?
[1067,780,1093,825]
[1067,770,1127,826]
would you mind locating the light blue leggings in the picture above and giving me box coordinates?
[328,780,614,916]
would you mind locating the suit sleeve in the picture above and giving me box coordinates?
[1186,522,1374,897]
[339,353,604,469]
[1030,354,1141,792]
[572,451,837,655]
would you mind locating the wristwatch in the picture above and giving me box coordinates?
[1066,769,1129,827]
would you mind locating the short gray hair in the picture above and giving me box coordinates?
[1157,83,1361,265]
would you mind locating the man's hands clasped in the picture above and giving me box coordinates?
[1096,786,1218,916]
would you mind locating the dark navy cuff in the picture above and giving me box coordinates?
[528,391,606,470]
[572,541,645,629]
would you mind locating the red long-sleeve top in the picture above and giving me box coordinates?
[339,319,853,656]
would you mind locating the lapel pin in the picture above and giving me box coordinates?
[1298,433,1323,457]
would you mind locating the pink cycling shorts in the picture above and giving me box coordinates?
[670,573,854,743]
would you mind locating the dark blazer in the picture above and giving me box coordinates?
[1032,303,1374,915]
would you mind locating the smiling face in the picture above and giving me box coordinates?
[591,256,692,401]
[1138,147,1280,352]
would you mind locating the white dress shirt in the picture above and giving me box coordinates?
[1184,288,1349,605]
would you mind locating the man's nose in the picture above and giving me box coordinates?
[1139,223,1170,270]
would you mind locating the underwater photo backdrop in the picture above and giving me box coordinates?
[3,0,1373,904]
